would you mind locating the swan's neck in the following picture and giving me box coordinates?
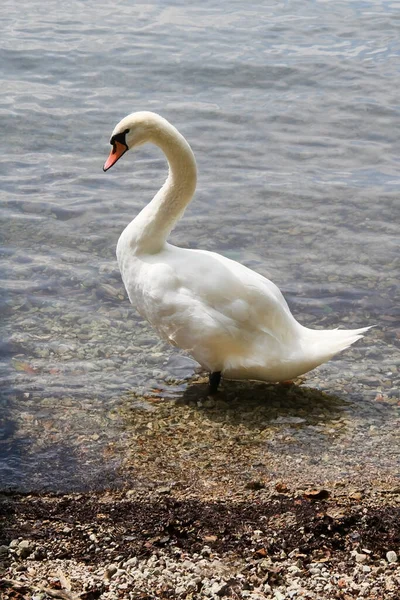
[125,122,197,254]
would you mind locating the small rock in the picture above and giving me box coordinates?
[209,580,227,596]
[0,545,9,556]
[355,553,368,564]
[259,558,272,571]
[204,535,217,543]
[158,535,170,545]
[175,585,186,596]
[349,491,364,501]
[263,583,272,593]
[385,575,396,591]
[386,551,398,564]
[18,540,33,559]
[104,564,118,579]
[185,580,198,592]
[362,565,371,573]
[287,565,301,574]
[303,488,330,500]
[62,526,72,534]
[275,481,289,493]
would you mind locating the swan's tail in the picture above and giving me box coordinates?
[303,325,373,363]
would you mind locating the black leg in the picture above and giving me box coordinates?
[208,371,221,395]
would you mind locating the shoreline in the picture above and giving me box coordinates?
[1,378,399,598]
[1,482,399,599]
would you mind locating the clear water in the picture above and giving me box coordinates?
[0,0,399,491]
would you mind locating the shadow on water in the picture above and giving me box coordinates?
[0,386,125,494]
[0,401,122,494]
[178,377,348,430]
[0,277,126,493]
[117,376,379,493]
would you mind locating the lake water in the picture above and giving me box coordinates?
[1,0,399,492]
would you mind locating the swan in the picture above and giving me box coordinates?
[103,111,370,394]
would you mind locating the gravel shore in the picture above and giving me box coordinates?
[1,481,400,598]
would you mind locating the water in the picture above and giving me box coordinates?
[0,0,399,492]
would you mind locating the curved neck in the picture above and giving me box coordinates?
[127,122,197,254]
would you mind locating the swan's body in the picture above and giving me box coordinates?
[104,111,370,390]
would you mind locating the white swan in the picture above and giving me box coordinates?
[104,111,370,394]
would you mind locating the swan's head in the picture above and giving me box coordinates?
[103,111,166,172]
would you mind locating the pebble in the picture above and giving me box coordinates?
[355,552,368,563]
[362,565,371,573]
[386,550,398,563]
[104,564,118,579]
[385,575,396,591]
[157,486,171,495]
[210,580,226,595]
[118,582,128,590]
[18,540,33,559]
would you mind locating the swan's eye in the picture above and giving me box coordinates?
[110,130,130,149]
[124,128,130,134]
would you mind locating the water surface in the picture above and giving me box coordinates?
[0,0,399,491]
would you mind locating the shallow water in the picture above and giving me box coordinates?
[0,0,399,491]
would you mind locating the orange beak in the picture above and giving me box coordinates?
[103,140,128,172]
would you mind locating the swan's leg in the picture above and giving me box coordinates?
[208,371,221,395]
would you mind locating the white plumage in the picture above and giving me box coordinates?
[104,111,370,391]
